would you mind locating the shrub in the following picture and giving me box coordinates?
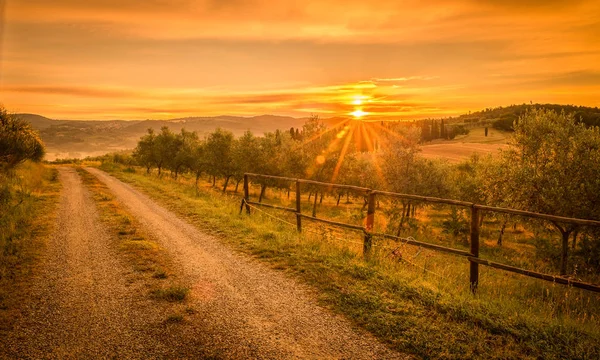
[0,109,45,169]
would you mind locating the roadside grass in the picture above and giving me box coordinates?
[76,167,190,322]
[96,162,600,359]
[151,287,189,302]
[0,162,61,331]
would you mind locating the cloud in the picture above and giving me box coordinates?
[7,0,600,44]
[3,0,600,119]
[2,85,145,98]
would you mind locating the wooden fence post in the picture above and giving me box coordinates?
[470,206,480,293]
[295,180,302,232]
[364,191,376,258]
[243,174,251,214]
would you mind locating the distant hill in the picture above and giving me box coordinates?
[16,114,69,129]
[446,104,600,131]
[20,114,305,161]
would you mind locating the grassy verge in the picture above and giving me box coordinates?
[76,167,192,323]
[0,162,61,330]
[95,162,600,359]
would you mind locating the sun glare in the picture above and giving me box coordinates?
[351,109,367,118]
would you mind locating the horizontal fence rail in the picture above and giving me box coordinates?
[242,173,600,294]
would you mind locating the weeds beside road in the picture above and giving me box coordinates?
[0,162,60,332]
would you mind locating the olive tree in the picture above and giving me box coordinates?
[492,109,600,274]
[205,128,236,191]
[133,128,157,173]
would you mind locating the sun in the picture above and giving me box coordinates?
[351,109,367,118]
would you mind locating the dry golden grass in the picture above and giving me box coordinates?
[0,163,61,331]
[421,127,510,163]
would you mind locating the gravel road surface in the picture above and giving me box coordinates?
[0,168,214,359]
[86,167,406,359]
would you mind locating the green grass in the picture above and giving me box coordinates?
[96,162,600,359]
[0,162,61,331]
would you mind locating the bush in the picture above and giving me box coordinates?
[575,229,600,274]
[0,109,45,169]
[441,208,469,238]
[492,116,517,131]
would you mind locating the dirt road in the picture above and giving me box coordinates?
[1,168,216,359]
[1,167,404,359]
[85,167,405,359]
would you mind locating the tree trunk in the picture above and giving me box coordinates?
[212,175,216,186]
[259,184,267,203]
[361,196,368,211]
[572,230,579,250]
[497,220,507,246]
[195,174,201,195]
[312,191,319,217]
[287,188,290,199]
[234,179,241,193]
[222,175,231,193]
[319,193,324,204]
[308,192,312,201]
[397,203,408,236]
[146,166,151,174]
[337,194,341,206]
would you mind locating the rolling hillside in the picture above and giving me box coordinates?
[20,114,305,160]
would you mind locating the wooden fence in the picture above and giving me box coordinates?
[241,173,600,293]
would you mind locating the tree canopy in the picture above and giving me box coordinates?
[0,108,45,170]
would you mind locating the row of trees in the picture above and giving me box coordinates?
[128,110,600,275]
[132,116,330,193]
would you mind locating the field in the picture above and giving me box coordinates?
[421,127,510,163]
[94,161,600,359]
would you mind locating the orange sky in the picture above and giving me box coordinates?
[1,0,599,120]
